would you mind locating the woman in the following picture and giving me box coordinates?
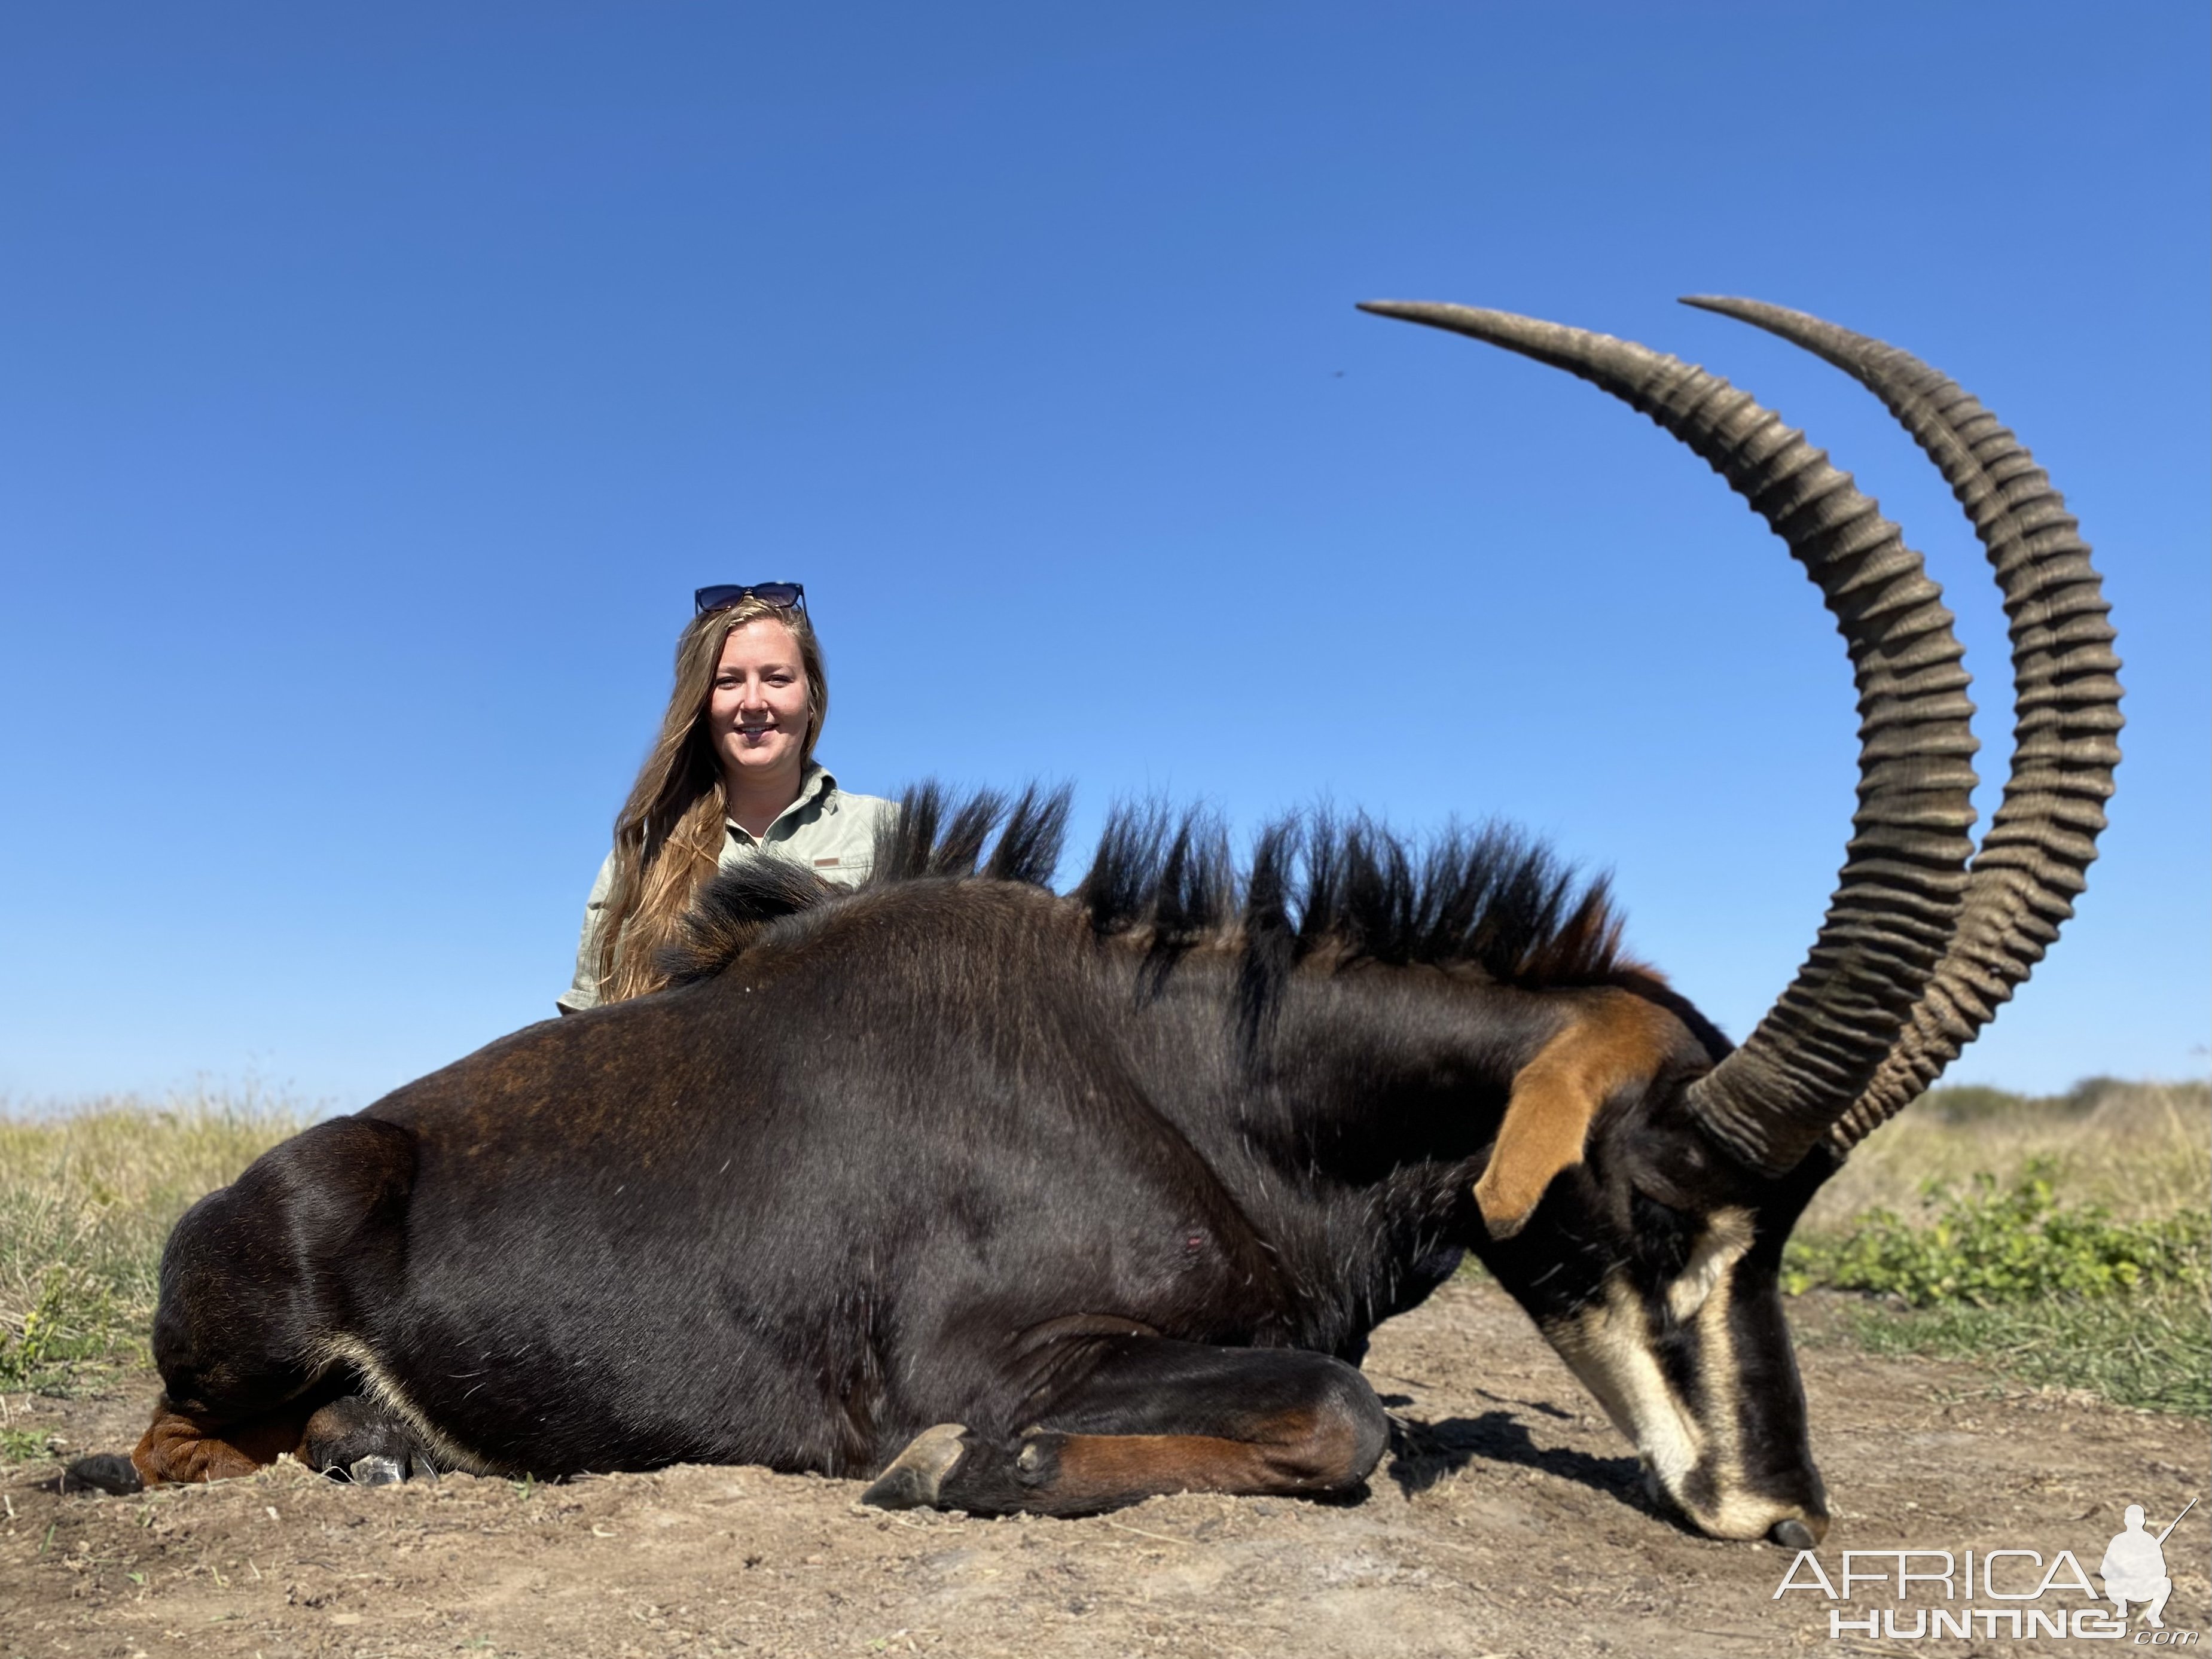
[558,583,896,1013]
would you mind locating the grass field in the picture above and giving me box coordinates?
[0,1087,309,1397]
[1,1078,2205,1438]
[1786,1078,2210,1415]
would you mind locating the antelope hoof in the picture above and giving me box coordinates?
[347,1454,407,1487]
[64,1454,143,1496]
[861,1423,971,1511]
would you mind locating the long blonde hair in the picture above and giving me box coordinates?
[594,597,829,1002]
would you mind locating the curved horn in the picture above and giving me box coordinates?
[1682,297,2123,1152]
[1357,301,1978,1176]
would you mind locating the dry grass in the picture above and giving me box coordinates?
[0,1087,310,1391]
[1802,1077,2211,1231]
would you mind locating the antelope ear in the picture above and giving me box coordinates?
[1473,992,1680,1239]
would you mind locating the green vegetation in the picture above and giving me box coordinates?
[0,1090,309,1392]
[1786,1161,2205,1306]
[2,1424,56,1460]
[1786,1080,2210,1416]
[1830,1281,2209,1417]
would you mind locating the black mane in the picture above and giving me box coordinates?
[662,782,1625,1001]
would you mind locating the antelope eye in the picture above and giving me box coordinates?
[1630,1186,1689,1230]
[1628,1187,1696,1275]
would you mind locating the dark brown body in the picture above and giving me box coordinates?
[141,818,1817,1526]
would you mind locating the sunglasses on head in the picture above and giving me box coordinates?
[695,582,807,616]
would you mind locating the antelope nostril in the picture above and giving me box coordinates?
[1769,1517,1823,1550]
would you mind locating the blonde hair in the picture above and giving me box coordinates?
[594,597,828,1002]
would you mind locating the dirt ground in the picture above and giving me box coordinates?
[4,1277,2205,1659]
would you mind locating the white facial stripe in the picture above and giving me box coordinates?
[1684,1246,1771,1538]
[1665,1205,1755,1324]
[1547,1277,1703,1495]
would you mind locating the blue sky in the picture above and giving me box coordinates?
[3,3,2205,1108]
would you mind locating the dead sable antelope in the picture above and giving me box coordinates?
[73,299,2118,1548]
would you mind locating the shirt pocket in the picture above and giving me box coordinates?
[808,853,873,886]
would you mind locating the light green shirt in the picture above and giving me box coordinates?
[558,763,897,1013]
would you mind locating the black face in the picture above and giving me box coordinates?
[1471,1076,1836,1544]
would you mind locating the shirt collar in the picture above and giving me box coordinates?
[727,760,838,843]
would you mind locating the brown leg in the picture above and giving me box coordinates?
[864,1338,1387,1517]
[1012,1413,1372,1507]
[130,1396,315,1486]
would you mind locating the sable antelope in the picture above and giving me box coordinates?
[79,299,2118,1547]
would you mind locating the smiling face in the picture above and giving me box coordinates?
[707,618,813,791]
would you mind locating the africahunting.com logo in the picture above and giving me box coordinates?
[1774,1496,2199,1642]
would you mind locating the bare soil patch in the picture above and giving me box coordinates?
[5,1276,2204,1658]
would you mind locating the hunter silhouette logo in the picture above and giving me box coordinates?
[1773,1495,2202,1642]
[2103,1499,2194,1631]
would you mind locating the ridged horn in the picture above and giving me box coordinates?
[1357,300,1979,1177]
[1683,297,2122,1152]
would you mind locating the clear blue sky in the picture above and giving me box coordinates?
[3,3,2205,1109]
